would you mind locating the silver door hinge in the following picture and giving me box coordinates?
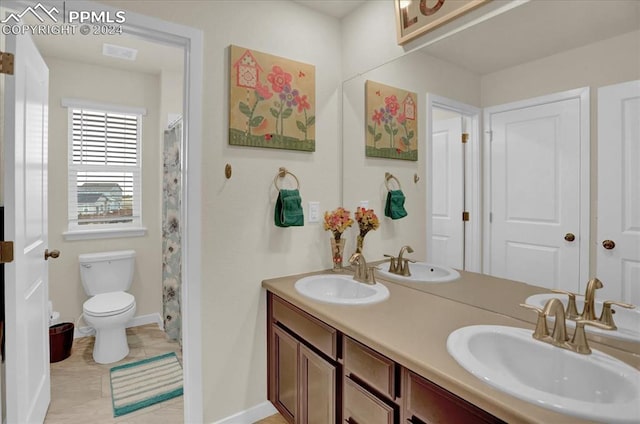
[489,212,493,223]
[0,52,15,75]
[486,130,493,142]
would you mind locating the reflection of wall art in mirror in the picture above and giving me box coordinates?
[395,0,491,45]
[229,45,315,152]
[365,80,418,161]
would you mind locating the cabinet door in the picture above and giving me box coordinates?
[272,325,299,422]
[344,377,394,424]
[299,344,336,424]
[405,370,505,424]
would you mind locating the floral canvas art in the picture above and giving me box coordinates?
[365,80,418,161]
[229,45,316,151]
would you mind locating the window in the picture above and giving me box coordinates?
[63,99,146,237]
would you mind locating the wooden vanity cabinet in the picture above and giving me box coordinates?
[268,294,339,424]
[268,292,505,424]
[404,369,506,424]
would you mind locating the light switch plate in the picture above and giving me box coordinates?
[308,201,320,223]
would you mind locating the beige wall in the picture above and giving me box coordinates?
[342,51,481,262]
[481,30,640,277]
[159,70,183,131]
[102,1,342,421]
[46,57,162,325]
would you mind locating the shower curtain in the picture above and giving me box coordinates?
[163,119,182,343]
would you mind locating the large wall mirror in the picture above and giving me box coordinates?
[342,0,640,350]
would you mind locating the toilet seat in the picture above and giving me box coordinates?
[83,292,135,317]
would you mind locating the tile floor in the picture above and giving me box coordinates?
[44,323,287,423]
[44,324,183,424]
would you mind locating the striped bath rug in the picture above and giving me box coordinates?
[110,352,183,417]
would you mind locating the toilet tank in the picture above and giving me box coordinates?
[79,250,136,296]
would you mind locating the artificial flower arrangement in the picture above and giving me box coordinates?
[324,207,354,270]
[355,207,380,252]
[324,207,354,241]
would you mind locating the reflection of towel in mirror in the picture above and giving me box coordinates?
[275,189,304,227]
[385,190,408,220]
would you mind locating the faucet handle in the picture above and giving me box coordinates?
[400,259,415,276]
[383,254,398,272]
[367,266,378,284]
[571,319,616,354]
[551,289,581,319]
[599,300,635,329]
[520,304,549,340]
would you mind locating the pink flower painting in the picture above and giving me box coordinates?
[230,45,316,152]
[365,80,417,161]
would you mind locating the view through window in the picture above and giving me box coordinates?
[68,106,142,228]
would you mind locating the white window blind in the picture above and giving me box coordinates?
[67,106,143,230]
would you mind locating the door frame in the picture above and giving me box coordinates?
[482,87,590,291]
[426,94,482,272]
[2,1,204,422]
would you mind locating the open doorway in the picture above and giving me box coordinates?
[426,94,481,272]
[1,1,203,421]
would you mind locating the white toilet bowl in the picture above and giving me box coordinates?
[83,291,136,364]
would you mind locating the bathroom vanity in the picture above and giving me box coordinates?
[263,270,640,424]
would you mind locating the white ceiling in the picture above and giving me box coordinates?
[293,0,367,19]
[418,0,640,75]
[32,30,184,75]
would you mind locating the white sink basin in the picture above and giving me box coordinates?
[447,325,640,423]
[376,262,460,283]
[294,274,389,305]
[525,293,640,344]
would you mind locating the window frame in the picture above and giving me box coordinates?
[61,98,147,240]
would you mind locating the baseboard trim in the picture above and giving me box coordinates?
[212,401,277,424]
[73,312,163,339]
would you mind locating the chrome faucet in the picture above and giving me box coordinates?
[349,252,376,285]
[521,298,614,354]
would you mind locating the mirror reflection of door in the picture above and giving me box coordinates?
[485,88,589,293]
[597,80,640,305]
[431,109,464,269]
[429,99,480,272]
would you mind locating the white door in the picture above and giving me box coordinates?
[431,116,464,269]
[486,89,588,292]
[597,80,640,305]
[3,32,51,423]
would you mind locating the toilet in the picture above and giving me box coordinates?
[79,250,137,364]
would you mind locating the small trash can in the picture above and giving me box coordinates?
[49,322,74,363]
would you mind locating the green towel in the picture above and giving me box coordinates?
[385,190,407,220]
[275,189,304,227]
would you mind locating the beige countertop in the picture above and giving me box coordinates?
[262,269,640,424]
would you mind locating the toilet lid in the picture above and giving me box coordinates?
[84,292,135,317]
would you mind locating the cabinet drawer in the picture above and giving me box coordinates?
[344,377,394,424]
[344,337,396,398]
[405,370,505,424]
[272,295,337,360]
